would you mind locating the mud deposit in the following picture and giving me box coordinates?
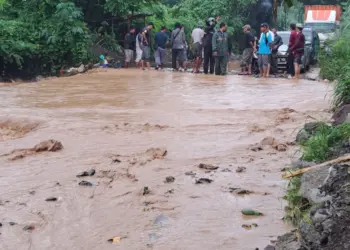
[0,69,331,250]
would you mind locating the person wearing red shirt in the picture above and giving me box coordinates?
[287,23,297,77]
[290,24,305,80]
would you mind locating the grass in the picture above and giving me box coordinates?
[283,176,312,226]
[301,123,350,163]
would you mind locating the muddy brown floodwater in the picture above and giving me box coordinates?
[0,69,331,250]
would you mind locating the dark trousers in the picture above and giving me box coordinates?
[287,53,295,76]
[271,52,278,74]
[215,56,227,75]
[172,49,182,70]
[203,46,214,74]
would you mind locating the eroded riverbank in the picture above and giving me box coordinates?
[0,69,331,250]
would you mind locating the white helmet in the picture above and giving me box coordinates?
[206,17,216,26]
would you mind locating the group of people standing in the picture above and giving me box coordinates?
[123,19,305,78]
[240,22,305,79]
[123,17,231,75]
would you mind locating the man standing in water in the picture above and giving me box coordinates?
[171,23,186,71]
[135,29,143,68]
[124,26,136,68]
[141,22,154,71]
[271,28,283,74]
[287,23,297,77]
[191,22,205,73]
[212,22,229,76]
[290,24,305,80]
[258,23,273,78]
[241,24,255,75]
[203,16,220,74]
[154,26,168,70]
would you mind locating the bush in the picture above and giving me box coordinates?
[301,123,350,163]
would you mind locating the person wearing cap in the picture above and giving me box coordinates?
[141,22,154,70]
[212,22,230,75]
[290,24,305,79]
[258,23,273,78]
[154,26,168,70]
[241,24,255,75]
[171,23,187,71]
[124,25,136,68]
[191,22,205,73]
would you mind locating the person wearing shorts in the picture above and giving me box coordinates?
[191,23,204,73]
[124,26,135,68]
[141,22,154,70]
[258,23,272,78]
[241,24,255,75]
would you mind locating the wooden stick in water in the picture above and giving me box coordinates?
[282,155,350,179]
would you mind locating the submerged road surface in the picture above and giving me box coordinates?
[0,69,331,250]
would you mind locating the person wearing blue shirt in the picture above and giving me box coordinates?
[258,23,273,78]
[154,26,169,69]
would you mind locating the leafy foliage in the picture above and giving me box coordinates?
[0,1,90,77]
[301,123,350,163]
[319,2,350,107]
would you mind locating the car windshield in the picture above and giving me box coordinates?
[278,32,291,45]
[304,23,336,33]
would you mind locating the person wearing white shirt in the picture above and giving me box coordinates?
[191,23,205,73]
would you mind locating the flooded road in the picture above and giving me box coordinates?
[0,69,331,250]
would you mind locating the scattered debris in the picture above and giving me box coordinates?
[23,225,35,232]
[1,139,63,161]
[9,222,16,226]
[242,223,259,230]
[112,158,121,163]
[241,209,264,216]
[274,143,287,152]
[78,180,94,187]
[143,186,151,195]
[146,148,167,159]
[195,178,213,184]
[229,187,254,195]
[248,124,265,133]
[261,136,277,146]
[165,189,174,194]
[29,191,36,195]
[236,166,247,173]
[221,168,232,172]
[250,146,263,152]
[76,169,96,177]
[45,197,57,202]
[0,222,2,227]
[164,176,175,183]
[185,171,196,177]
[198,163,219,170]
[107,236,126,243]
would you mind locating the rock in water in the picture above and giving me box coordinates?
[236,166,246,173]
[77,64,85,73]
[195,178,213,184]
[78,180,94,187]
[275,231,302,250]
[164,176,175,183]
[198,163,219,170]
[332,104,350,126]
[23,225,35,231]
[34,140,63,152]
[45,197,58,202]
[241,209,263,216]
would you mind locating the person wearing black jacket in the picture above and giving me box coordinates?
[271,28,283,74]
[124,26,136,68]
[203,16,220,74]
